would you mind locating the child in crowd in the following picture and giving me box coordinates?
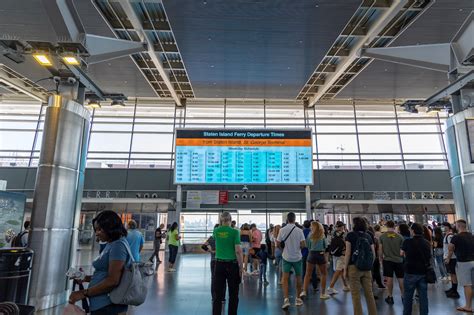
[257,244,269,285]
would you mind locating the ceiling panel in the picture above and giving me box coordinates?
[337,0,474,100]
[162,0,360,99]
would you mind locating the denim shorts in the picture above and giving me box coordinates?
[241,242,250,255]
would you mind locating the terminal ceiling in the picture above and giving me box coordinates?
[0,0,472,103]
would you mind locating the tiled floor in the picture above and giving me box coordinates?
[38,251,469,314]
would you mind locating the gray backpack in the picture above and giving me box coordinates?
[109,240,154,306]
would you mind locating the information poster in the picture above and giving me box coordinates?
[175,129,313,185]
[0,191,26,248]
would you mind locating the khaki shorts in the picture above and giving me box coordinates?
[333,255,345,271]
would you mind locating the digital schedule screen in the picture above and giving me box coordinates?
[174,129,313,185]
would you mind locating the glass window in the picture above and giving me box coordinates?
[401,134,444,153]
[317,134,359,153]
[358,134,401,153]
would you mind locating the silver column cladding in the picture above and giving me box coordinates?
[445,107,474,230]
[28,95,90,310]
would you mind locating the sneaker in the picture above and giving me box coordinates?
[299,291,307,299]
[320,294,331,300]
[343,285,351,292]
[295,298,304,306]
[282,298,291,310]
[327,287,338,295]
[385,296,394,305]
[446,291,460,299]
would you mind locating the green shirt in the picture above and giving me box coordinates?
[168,229,180,247]
[213,226,241,260]
[307,237,326,252]
[379,231,404,263]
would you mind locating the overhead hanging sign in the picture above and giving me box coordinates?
[174,129,313,185]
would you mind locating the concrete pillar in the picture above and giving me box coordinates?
[28,94,90,310]
[445,107,474,230]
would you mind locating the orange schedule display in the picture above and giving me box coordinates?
[174,129,313,185]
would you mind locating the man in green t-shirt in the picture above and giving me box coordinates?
[212,212,243,315]
[378,220,404,305]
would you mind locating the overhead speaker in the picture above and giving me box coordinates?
[241,194,248,200]
[340,194,346,200]
[250,194,256,199]
[143,193,150,198]
[331,194,338,200]
[152,193,158,198]
[233,194,240,200]
[135,193,142,198]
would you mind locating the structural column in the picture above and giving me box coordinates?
[305,185,312,220]
[445,107,474,230]
[28,93,90,310]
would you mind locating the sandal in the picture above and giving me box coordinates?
[456,307,474,313]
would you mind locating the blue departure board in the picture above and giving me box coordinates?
[174,129,313,185]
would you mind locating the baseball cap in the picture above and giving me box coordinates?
[336,221,346,228]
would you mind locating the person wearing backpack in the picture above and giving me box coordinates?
[344,217,377,315]
[68,210,131,315]
[401,223,431,315]
[327,221,350,294]
[12,221,30,247]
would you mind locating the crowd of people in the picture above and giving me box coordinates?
[64,209,474,315]
[204,212,474,315]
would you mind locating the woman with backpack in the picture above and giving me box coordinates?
[327,221,350,294]
[344,217,377,315]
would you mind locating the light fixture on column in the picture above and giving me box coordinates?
[86,100,101,109]
[62,55,80,66]
[111,99,125,107]
[32,53,53,66]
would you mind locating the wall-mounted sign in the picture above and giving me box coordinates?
[219,191,229,205]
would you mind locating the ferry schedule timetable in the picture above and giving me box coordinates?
[174,129,313,185]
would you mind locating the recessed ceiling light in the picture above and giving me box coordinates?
[459,8,463,11]
[208,37,212,41]
[86,100,101,109]
[213,82,217,85]
[203,0,207,4]
[287,66,291,69]
[210,65,215,68]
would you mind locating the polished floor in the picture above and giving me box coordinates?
[39,250,469,314]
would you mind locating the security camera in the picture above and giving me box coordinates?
[143,193,150,198]
[135,193,141,198]
[67,77,77,84]
[233,194,240,200]
[242,185,248,193]
[152,193,158,198]
[250,194,256,199]
[241,194,248,200]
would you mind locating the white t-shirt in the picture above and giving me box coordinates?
[277,224,305,262]
[443,233,456,259]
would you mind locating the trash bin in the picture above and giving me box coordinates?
[0,248,34,305]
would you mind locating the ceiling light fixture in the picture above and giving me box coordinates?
[86,100,101,109]
[33,54,52,66]
[62,56,80,65]
[111,99,125,107]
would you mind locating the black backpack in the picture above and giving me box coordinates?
[12,231,27,247]
[352,232,374,271]
[329,233,345,257]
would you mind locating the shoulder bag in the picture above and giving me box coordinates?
[109,240,155,306]
[418,238,436,284]
[280,226,297,249]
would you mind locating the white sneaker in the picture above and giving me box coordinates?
[343,285,351,292]
[327,287,338,295]
[320,293,331,300]
[295,298,304,306]
[299,290,307,298]
[282,298,291,310]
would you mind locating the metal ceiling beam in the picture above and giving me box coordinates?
[118,0,182,106]
[308,0,409,107]
[85,34,148,64]
[41,0,85,41]
[360,44,451,72]
[0,65,48,102]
